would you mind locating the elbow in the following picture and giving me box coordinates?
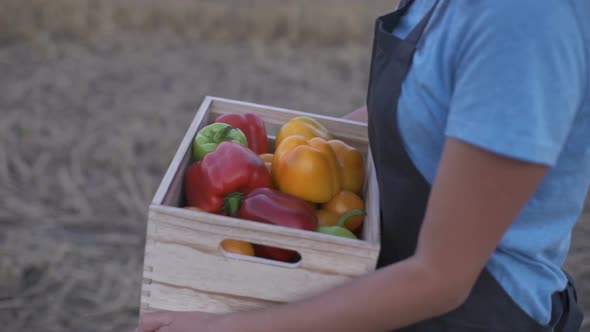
[430,282,470,317]
[438,284,470,314]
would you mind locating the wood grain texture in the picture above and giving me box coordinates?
[141,96,381,314]
[362,149,381,246]
[141,282,279,314]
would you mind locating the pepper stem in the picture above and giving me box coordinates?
[222,192,245,217]
[213,125,237,142]
[336,209,366,228]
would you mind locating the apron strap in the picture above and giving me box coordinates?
[397,0,414,10]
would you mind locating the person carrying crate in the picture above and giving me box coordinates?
[136,0,589,331]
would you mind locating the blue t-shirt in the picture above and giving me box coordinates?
[392,0,590,325]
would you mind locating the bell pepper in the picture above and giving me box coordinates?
[259,153,273,174]
[316,209,339,227]
[236,187,318,262]
[184,207,255,256]
[272,135,341,203]
[275,116,333,149]
[184,206,204,212]
[320,190,365,231]
[193,123,248,160]
[318,210,365,239]
[220,239,255,256]
[215,113,270,154]
[184,141,272,214]
[328,140,365,194]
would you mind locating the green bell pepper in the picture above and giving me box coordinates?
[192,123,248,160]
[318,209,366,239]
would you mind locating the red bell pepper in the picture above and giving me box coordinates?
[236,187,318,262]
[215,113,270,154]
[184,141,272,214]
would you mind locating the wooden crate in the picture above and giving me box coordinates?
[140,96,381,314]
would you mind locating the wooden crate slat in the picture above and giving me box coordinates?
[147,207,379,268]
[143,239,357,305]
[141,282,278,314]
[362,150,381,245]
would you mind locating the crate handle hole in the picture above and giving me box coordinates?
[219,239,302,268]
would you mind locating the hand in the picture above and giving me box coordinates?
[136,310,227,332]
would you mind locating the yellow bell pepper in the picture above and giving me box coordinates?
[275,116,333,149]
[328,140,365,194]
[185,207,255,256]
[272,135,341,203]
[220,239,255,256]
[259,153,273,174]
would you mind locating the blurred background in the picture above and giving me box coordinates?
[0,1,588,331]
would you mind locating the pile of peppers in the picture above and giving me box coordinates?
[184,113,367,263]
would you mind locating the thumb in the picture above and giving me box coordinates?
[137,311,173,332]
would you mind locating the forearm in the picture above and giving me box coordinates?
[229,257,463,332]
[225,139,548,332]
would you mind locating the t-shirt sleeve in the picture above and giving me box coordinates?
[445,1,586,166]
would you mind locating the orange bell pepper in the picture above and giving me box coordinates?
[328,140,365,194]
[316,209,340,227]
[319,191,365,231]
[272,135,341,203]
[275,116,333,148]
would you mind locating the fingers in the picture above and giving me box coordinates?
[137,311,173,332]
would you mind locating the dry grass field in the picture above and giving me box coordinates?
[0,1,588,331]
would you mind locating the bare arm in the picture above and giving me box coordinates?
[223,137,548,332]
[138,138,549,332]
